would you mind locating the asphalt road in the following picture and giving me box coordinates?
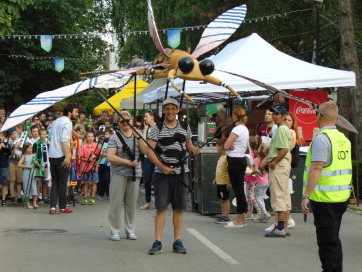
[1,189,361,272]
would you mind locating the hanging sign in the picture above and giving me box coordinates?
[289,90,328,141]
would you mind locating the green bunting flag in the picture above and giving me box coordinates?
[40,35,53,52]
[54,58,64,73]
[167,28,181,48]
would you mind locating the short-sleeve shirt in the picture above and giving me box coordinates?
[215,154,229,185]
[257,124,278,143]
[268,125,291,159]
[226,125,249,158]
[311,126,334,167]
[79,143,102,172]
[147,121,192,174]
[254,157,268,185]
[48,116,72,158]
[107,132,142,177]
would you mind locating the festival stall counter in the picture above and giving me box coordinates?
[192,146,237,214]
[192,148,306,214]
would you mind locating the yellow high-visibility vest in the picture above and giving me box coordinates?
[303,128,352,203]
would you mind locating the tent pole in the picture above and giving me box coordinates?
[186,98,189,126]
[352,86,359,206]
[132,76,137,181]
[164,79,169,100]
[179,80,186,110]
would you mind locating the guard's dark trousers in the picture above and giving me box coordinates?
[311,200,348,272]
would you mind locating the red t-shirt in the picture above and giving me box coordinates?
[79,143,102,172]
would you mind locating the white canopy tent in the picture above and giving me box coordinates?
[143,33,356,103]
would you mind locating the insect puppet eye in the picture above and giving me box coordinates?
[178,57,194,74]
[199,59,214,75]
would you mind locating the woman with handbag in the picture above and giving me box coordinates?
[224,107,249,228]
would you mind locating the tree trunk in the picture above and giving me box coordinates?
[338,0,361,159]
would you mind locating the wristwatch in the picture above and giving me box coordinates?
[302,194,309,200]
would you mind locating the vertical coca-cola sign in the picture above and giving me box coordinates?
[289,91,328,141]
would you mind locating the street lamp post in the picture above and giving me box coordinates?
[304,0,323,65]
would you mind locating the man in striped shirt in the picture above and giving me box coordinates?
[146,98,199,255]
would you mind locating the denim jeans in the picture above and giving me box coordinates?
[49,157,69,209]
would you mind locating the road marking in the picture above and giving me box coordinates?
[187,228,239,265]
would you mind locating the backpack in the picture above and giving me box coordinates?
[291,143,300,168]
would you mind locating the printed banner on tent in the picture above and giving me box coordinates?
[289,90,328,142]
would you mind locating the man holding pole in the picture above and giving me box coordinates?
[146,98,199,255]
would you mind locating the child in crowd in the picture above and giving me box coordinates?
[0,132,10,206]
[79,131,102,205]
[253,143,271,223]
[97,130,111,200]
[33,129,50,204]
[26,125,40,145]
[8,128,23,204]
[245,136,261,219]
[213,139,231,223]
[18,142,38,209]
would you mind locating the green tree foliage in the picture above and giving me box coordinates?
[0,0,111,113]
[0,0,34,37]
[108,0,360,69]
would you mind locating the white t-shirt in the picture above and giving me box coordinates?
[226,125,249,158]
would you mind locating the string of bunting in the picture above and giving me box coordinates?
[4,54,102,63]
[2,8,312,40]
[2,54,104,73]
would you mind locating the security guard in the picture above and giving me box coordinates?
[301,102,352,272]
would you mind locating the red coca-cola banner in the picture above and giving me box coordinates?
[289,90,328,142]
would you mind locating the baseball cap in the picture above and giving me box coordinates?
[8,128,16,134]
[269,106,288,115]
[162,98,179,108]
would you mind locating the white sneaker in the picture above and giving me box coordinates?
[246,214,254,220]
[265,223,276,232]
[288,218,296,229]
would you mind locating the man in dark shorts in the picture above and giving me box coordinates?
[146,98,199,255]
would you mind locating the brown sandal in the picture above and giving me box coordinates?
[139,203,151,210]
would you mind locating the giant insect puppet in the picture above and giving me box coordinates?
[1,1,248,132]
[1,0,357,135]
[81,1,248,103]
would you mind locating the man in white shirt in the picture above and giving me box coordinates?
[48,104,78,214]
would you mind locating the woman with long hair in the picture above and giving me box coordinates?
[139,110,159,210]
[214,111,230,139]
[285,112,305,147]
[224,107,249,227]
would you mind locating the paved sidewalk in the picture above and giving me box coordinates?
[1,191,362,272]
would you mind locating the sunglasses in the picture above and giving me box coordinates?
[316,111,323,117]
[119,119,130,124]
